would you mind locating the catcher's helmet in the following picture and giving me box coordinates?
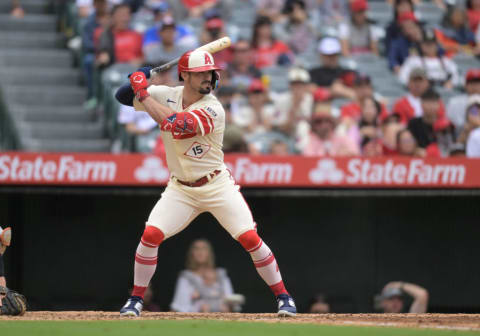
[178,49,221,88]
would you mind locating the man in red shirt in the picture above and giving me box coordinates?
[392,67,446,124]
[96,4,143,67]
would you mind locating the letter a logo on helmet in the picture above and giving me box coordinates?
[177,49,220,81]
[204,53,213,65]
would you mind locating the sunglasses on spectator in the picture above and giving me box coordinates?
[312,117,333,124]
[249,90,264,94]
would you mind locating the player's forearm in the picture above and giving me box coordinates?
[0,276,6,287]
[141,96,176,124]
[401,282,429,313]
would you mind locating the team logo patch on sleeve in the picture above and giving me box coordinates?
[184,141,211,159]
[167,113,177,122]
[204,106,217,118]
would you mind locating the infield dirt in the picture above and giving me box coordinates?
[1,312,479,331]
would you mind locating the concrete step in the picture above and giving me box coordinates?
[22,138,112,152]
[0,0,51,14]
[0,32,63,49]
[18,121,105,140]
[0,67,80,85]
[0,49,72,68]
[8,105,94,123]
[4,85,86,105]
[0,14,56,32]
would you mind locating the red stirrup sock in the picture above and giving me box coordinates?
[132,226,164,298]
[238,230,289,296]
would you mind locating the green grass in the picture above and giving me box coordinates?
[0,320,478,336]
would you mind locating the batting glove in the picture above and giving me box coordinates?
[129,71,150,102]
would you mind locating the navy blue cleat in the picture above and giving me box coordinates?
[120,296,143,317]
[276,294,296,317]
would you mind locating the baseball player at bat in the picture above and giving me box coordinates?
[115,48,296,317]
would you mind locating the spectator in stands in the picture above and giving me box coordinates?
[82,0,108,100]
[340,73,388,122]
[396,129,420,156]
[220,86,249,153]
[170,239,240,312]
[256,0,286,22]
[393,68,447,124]
[96,4,143,68]
[436,6,476,57]
[388,11,423,73]
[276,0,315,54]
[376,281,429,313]
[200,15,231,69]
[225,40,262,92]
[308,293,330,314]
[143,16,189,65]
[399,28,460,89]
[233,79,274,135]
[271,67,313,141]
[447,69,480,135]
[407,88,455,157]
[385,0,415,53]
[466,101,480,157]
[357,97,383,147]
[142,3,198,52]
[309,37,356,100]
[339,0,379,57]
[181,0,217,18]
[314,0,349,27]
[302,103,360,157]
[10,0,24,18]
[251,16,293,69]
[458,95,480,149]
[467,0,480,33]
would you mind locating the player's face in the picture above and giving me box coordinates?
[185,71,213,94]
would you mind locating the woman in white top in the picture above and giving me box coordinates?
[399,29,460,89]
[170,239,240,312]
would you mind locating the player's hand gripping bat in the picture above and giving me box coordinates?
[150,36,231,75]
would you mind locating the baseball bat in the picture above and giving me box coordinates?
[150,36,231,75]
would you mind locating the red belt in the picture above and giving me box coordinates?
[176,170,221,187]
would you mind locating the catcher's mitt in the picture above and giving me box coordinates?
[0,286,27,316]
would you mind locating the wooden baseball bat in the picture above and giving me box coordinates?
[150,36,231,75]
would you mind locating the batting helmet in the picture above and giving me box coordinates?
[178,49,221,88]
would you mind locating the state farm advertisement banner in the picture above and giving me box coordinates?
[1,152,480,188]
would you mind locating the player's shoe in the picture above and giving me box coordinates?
[276,293,296,317]
[120,296,143,317]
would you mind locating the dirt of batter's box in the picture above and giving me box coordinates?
[1,312,480,331]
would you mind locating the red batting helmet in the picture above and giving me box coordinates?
[178,49,221,88]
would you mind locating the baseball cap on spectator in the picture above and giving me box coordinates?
[351,0,368,12]
[159,15,175,30]
[288,68,310,83]
[397,11,417,23]
[409,67,427,80]
[146,0,169,13]
[353,73,371,86]
[380,287,403,300]
[206,17,224,30]
[248,79,266,93]
[466,69,480,82]
[318,37,341,55]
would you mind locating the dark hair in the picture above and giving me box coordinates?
[283,0,306,14]
[111,3,130,15]
[359,98,381,127]
[467,0,474,9]
[421,88,440,101]
[251,16,274,48]
[393,0,414,19]
[442,5,468,29]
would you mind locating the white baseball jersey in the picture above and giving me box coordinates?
[134,85,227,182]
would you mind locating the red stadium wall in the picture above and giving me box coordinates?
[1,152,480,188]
